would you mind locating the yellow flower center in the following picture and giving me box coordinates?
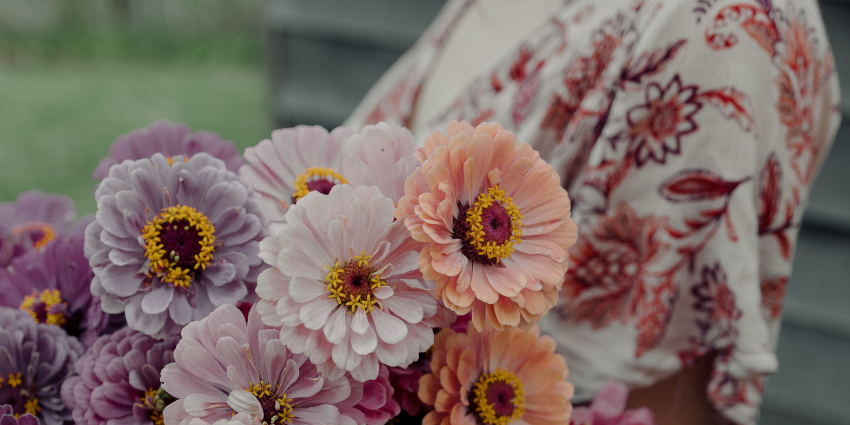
[325,251,387,314]
[19,289,67,326]
[292,167,347,203]
[142,205,216,288]
[464,187,523,263]
[13,223,56,249]
[472,369,526,425]
[245,380,294,425]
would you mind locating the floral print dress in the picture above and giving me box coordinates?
[344,0,841,423]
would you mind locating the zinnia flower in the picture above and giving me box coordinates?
[569,382,654,425]
[92,120,244,180]
[387,312,468,418]
[419,321,573,425]
[396,121,578,331]
[255,184,445,382]
[61,327,180,425]
[0,190,84,267]
[0,307,84,424]
[341,122,418,204]
[85,153,267,339]
[352,366,400,425]
[239,125,354,235]
[0,233,124,346]
[0,405,37,425]
[161,304,366,425]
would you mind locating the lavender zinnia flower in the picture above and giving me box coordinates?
[0,233,124,347]
[0,191,82,267]
[93,120,244,180]
[0,405,38,425]
[161,304,366,425]
[61,327,180,425]
[85,153,268,339]
[0,307,83,424]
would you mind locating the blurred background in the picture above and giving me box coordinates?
[0,1,847,424]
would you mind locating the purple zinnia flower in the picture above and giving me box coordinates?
[85,153,268,339]
[0,190,85,267]
[61,327,180,425]
[0,405,38,425]
[161,304,366,425]
[0,233,124,347]
[0,307,83,424]
[93,120,244,180]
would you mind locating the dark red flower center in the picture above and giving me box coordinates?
[470,369,525,425]
[157,219,205,270]
[484,381,517,417]
[0,374,39,418]
[325,252,386,314]
[453,202,515,266]
[339,262,374,300]
[306,179,337,195]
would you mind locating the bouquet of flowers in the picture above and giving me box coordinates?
[0,119,653,425]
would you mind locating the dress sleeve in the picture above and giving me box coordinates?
[542,1,841,424]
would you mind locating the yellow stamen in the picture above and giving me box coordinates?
[465,186,524,263]
[24,398,40,416]
[20,289,67,326]
[245,380,294,424]
[141,205,216,288]
[325,251,387,314]
[472,368,526,425]
[7,373,22,388]
[292,167,346,202]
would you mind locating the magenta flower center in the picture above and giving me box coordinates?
[485,381,517,416]
[453,187,524,266]
[471,369,525,425]
[292,167,347,203]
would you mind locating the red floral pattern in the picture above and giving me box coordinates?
[345,0,840,423]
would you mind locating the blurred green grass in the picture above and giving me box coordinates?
[0,32,270,216]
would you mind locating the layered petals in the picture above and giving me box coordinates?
[419,320,574,425]
[85,153,268,339]
[160,304,364,425]
[398,121,577,330]
[256,184,448,382]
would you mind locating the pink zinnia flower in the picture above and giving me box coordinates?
[397,121,578,331]
[255,184,445,382]
[161,304,366,425]
[570,382,654,425]
[351,366,400,425]
[239,125,355,235]
[419,320,574,425]
[341,122,418,204]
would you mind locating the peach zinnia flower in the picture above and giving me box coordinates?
[397,121,577,330]
[419,321,573,425]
